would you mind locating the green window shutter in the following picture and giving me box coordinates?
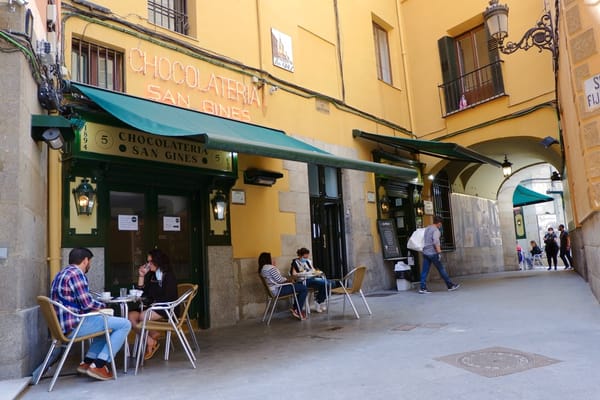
[438,36,460,113]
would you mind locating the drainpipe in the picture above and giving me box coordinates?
[48,148,62,278]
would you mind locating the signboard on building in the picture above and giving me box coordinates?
[78,122,234,172]
[584,73,600,112]
[271,28,294,72]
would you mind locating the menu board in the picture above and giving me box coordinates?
[377,219,401,260]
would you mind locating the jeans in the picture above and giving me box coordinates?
[306,277,328,304]
[420,253,454,289]
[276,283,308,312]
[69,315,131,362]
[559,248,574,268]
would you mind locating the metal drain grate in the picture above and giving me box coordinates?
[435,346,561,378]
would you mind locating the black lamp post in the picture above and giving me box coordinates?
[72,178,96,215]
[483,0,557,63]
[211,191,227,220]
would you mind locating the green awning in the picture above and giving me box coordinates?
[352,129,502,167]
[69,83,417,179]
[31,114,75,141]
[513,185,554,207]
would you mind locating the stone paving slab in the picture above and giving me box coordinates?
[15,269,600,400]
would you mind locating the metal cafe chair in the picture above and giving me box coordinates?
[259,275,301,325]
[134,286,198,374]
[177,283,200,352]
[33,296,117,391]
[328,266,373,319]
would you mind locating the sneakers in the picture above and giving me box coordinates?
[448,284,461,291]
[418,288,432,294]
[86,363,113,381]
[315,303,326,313]
[77,362,91,374]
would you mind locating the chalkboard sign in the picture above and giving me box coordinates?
[377,219,401,260]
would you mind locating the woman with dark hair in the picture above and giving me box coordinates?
[290,247,328,312]
[128,248,178,360]
[544,227,559,271]
[258,252,307,320]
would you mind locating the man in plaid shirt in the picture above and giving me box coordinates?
[50,247,131,381]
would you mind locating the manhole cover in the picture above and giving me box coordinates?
[391,324,418,331]
[435,346,561,378]
[366,292,399,297]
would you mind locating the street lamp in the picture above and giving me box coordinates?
[502,155,513,177]
[483,0,557,61]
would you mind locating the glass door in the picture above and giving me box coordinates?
[106,186,200,318]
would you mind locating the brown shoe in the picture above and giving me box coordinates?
[86,363,113,381]
[144,342,160,360]
[76,362,91,374]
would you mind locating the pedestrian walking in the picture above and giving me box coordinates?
[419,216,460,294]
[558,224,575,270]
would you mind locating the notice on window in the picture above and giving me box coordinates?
[163,216,181,232]
[118,215,138,231]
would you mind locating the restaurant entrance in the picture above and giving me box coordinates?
[105,182,203,322]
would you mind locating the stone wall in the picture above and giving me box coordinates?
[0,52,48,379]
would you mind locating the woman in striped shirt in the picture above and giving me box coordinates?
[259,252,308,320]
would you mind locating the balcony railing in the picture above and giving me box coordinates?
[438,60,505,116]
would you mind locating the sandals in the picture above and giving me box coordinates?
[144,341,160,360]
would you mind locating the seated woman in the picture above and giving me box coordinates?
[259,252,307,320]
[290,247,328,313]
[128,248,178,360]
[528,240,543,268]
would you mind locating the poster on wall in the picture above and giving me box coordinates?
[271,28,294,72]
[118,215,138,231]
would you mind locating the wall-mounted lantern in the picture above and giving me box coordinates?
[211,190,228,220]
[72,178,96,215]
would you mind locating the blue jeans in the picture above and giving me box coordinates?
[306,277,328,304]
[69,315,131,362]
[420,253,454,289]
[277,283,308,312]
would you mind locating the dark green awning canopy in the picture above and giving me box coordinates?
[352,129,502,167]
[69,83,417,179]
[31,114,75,141]
[513,185,554,207]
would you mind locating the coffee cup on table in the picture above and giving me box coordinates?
[101,291,111,300]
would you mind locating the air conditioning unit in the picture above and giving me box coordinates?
[36,39,55,64]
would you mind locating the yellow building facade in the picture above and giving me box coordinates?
[1,0,584,379]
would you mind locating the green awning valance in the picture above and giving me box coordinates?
[352,129,502,167]
[513,185,554,207]
[69,83,417,179]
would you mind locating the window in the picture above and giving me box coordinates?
[373,22,392,84]
[148,0,189,35]
[438,25,504,115]
[71,39,123,91]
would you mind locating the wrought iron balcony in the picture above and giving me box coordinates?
[438,60,506,116]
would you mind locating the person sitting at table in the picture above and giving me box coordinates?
[290,247,328,313]
[128,248,178,360]
[259,251,308,320]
